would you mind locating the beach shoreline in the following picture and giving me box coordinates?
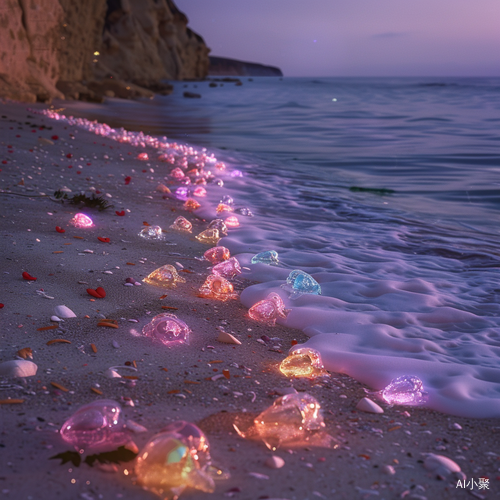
[0,99,498,499]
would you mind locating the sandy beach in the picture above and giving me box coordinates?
[0,99,498,500]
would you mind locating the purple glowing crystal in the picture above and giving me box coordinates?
[142,313,191,346]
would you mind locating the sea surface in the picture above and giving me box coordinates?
[58,77,500,418]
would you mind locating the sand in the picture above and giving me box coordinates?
[0,99,498,500]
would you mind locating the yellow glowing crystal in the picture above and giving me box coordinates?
[143,265,186,288]
[195,228,220,245]
[198,274,238,301]
[279,347,329,378]
[216,203,233,214]
[135,432,215,500]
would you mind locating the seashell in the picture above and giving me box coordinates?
[217,330,242,345]
[126,420,148,433]
[264,456,285,469]
[156,184,171,193]
[53,305,76,318]
[50,315,63,322]
[423,454,462,477]
[0,360,38,378]
[356,397,384,414]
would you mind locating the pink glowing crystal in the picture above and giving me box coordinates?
[211,257,241,279]
[381,376,428,406]
[170,167,185,179]
[70,213,93,228]
[203,246,230,264]
[199,274,238,301]
[248,292,290,326]
[170,216,192,233]
[234,393,335,451]
[137,152,149,160]
[225,216,239,228]
[142,313,190,346]
[60,399,130,451]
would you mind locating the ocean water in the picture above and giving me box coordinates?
[55,77,500,418]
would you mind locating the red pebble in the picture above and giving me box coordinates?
[22,272,37,281]
[66,153,72,158]
[0,304,4,309]
[115,210,125,216]
[55,226,65,233]
[87,287,106,299]
[97,237,110,243]
[124,176,131,185]
[51,135,59,140]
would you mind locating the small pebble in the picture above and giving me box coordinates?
[265,456,285,469]
[382,465,396,475]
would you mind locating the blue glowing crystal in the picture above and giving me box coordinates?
[281,270,321,299]
[251,250,280,266]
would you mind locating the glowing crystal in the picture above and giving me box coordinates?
[143,265,186,288]
[207,219,228,236]
[215,162,226,171]
[195,228,220,245]
[137,152,149,160]
[135,432,215,499]
[279,347,329,378]
[170,167,185,179]
[199,274,238,301]
[170,216,192,233]
[234,393,334,451]
[381,376,428,406]
[248,292,290,326]
[234,207,253,216]
[220,195,234,206]
[224,215,239,228]
[175,187,189,199]
[231,170,243,177]
[184,198,201,211]
[251,250,279,266]
[192,186,207,197]
[216,203,233,214]
[203,246,230,264]
[70,213,93,228]
[60,399,129,452]
[138,225,166,240]
[142,313,190,346]
[211,257,241,278]
[281,270,321,299]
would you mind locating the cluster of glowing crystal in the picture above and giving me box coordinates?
[208,219,228,236]
[143,265,186,288]
[135,431,215,499]
[251,250,280,266]
[60,399,129,451]
[281,270,321,299]
[204,246,230,264]
[220,194,234,206]
[142,313,190,346]
[234,393,334,451]
[211,257,241,279]
[138,225,166,240]
[199,275,238,301]
[184,198,201,211]
[170,216,192,233]
[70,213,93,228]
[279,347,329,378]
[248,292,290,326]
[381,376,428,406]
[196,228,220,245]
[234,207,253,216]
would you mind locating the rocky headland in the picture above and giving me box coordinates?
[208,56,283,77]
[0,0,210,102]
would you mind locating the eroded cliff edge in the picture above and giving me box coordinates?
[0,0,210,102]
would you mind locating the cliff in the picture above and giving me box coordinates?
[209,56,283,77]
[0,0,210,102]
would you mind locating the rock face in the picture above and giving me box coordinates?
[209,56,283,77]
[0,0,209,102]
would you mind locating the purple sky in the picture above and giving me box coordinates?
[175,0,500,77]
